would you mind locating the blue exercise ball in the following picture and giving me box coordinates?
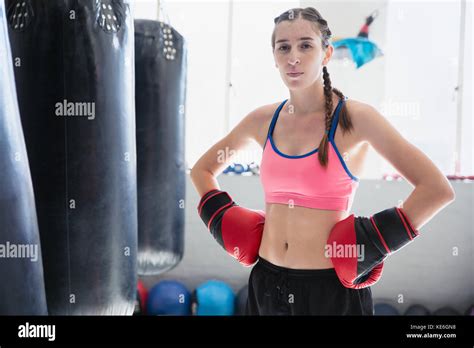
[193,280,235,316]
[146,280,191,315]
[404,304,430,316]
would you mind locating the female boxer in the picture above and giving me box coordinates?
[191,7,455,315]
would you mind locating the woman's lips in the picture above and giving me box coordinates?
[287,72,303,77]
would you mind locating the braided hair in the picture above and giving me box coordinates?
[271,7,354,167]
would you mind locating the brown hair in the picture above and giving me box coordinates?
[271,7,354,167]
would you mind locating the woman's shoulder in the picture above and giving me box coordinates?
[242,102,283,147]
[245,101,282,128]
[344,98,382,122]
[344,97,370,113]
[253,101,282,118]
[344,98,383,144]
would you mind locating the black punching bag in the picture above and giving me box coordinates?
[0,0,47,315]
[134,20,187,275]
[7,0,137,315]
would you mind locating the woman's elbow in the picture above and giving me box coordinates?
[189,166,202,185]
[431,175,456,203]
[190,166,209,180]
[441,184,456,203]
[190,165,196,178]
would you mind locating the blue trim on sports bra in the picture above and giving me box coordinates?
[328,97,360,182]
[262,97,360,182]
[329,98,346,141]
[263,100,287,151]
[330,139,360,182]
[266,98,343,159]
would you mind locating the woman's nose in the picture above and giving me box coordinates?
[288,54,300,65]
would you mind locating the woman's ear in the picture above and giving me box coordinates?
[322,45,334,66]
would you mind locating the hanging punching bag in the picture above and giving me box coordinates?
[7,0,137,315]
[134,20,187,275]
[0,0,47,315]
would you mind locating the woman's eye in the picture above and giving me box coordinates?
[279,44,311,51]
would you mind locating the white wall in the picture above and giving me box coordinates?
[134,0,158,20]
[460,0,472,175]
[382,0,465,175]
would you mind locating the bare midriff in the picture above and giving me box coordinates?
[258,202,350,269]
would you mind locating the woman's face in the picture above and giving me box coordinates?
[273,18,332,90]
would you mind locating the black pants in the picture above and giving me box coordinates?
[246,256,374,315]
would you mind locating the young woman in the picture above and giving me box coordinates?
[191,7,455,315]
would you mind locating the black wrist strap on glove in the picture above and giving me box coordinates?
[367,207,419,255]
[197,189,235,229]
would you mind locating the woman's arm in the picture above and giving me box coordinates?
[191,106,270,265]
[352,102,456,231]
[190,105,268,197]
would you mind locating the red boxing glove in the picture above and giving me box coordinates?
[197,190,265,266]
[327,207,419,289]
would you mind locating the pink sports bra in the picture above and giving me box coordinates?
[260,97,359,212]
